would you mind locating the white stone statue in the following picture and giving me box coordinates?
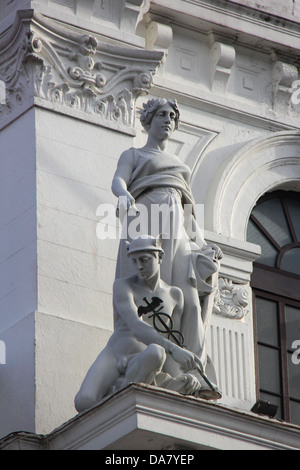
[75,98,223,412]
[75,235,219,412]
[112,99,222,381]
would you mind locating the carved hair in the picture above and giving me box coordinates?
[138,98,180,130]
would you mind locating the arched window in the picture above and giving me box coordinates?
[247,190,300,425]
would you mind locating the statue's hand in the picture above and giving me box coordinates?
[207,243,223,260]
[119,192,139,214]
[170,346,203,373]
[180,373,201,394]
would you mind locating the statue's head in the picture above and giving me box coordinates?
[126,234,164,256]
[126,235,164,280]
[138,98,180,131]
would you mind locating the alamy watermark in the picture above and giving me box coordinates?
[291,81,300,106]
[291,340,300,365]
[0,340,6,365]
[96,198,205,246]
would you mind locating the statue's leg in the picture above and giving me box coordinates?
[170,240,206,362]
[120,344,166,388]
[74,345,119,412]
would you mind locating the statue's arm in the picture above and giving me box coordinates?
[111,149,136,210]
[169,287,184,334]
[113,279,174,348]
[189,215,223,260]
[113,280,203,372]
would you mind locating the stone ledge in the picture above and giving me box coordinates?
[149,0,300,55]
[1,384,300,450]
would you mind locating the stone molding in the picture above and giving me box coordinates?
[205,130,300,240]
[1,384,300,450]
[204,231,261,284]
[149,0,300,54]
[0,9,164,131]
[1,1,146,39]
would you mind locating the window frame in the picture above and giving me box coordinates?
[252,285,300,422]
[248,190,300,275]
[248,190,300,424]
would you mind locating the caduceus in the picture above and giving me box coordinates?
[138,296,186,348]
[138,296,221,396]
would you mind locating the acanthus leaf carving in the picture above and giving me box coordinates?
[0,9,164,129]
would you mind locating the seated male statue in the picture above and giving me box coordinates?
[75,235,217,413]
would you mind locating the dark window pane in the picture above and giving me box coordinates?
[280,247,300,276]
[247,218,278,267]
[286,198,300,242]
[252,198,292,247]
[288,352,300,400]
[290,400,300,426]
[256,297,279,347]
[286,305,300,350]
[258,344,282,394]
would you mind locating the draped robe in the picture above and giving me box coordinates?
[114,147,219,372]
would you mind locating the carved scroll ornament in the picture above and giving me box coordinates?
[213,278,249,320]
[0,10,164,129]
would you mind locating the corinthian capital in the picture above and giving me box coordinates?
[0,9,164,131]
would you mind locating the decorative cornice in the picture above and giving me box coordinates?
[150,0,300,56]
[2,384,300,450]
[152,82,300,133]
[0,9,164,131]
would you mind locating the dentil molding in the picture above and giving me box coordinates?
[0,9,164,132]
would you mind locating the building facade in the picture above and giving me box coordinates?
[0,0,299,449]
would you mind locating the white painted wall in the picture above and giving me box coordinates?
[34,108,135,433]
[0,104,137,436]
[0,109,37,437]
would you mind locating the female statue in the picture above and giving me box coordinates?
[111,98,222,387]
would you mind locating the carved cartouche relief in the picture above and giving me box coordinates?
[213,277,249,320]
